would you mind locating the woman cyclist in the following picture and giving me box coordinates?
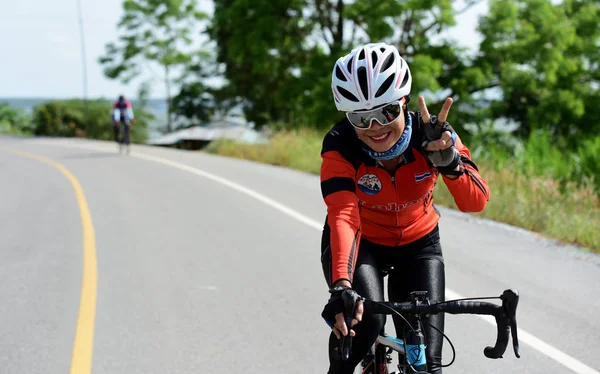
[319,42,490,373]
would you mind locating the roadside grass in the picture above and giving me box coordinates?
[205,129,600,252]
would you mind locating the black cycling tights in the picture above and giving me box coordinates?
[114,123,130,145]
[321,225,445,374]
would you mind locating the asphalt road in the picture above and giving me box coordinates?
[0,135,598,374]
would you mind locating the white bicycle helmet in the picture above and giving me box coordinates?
[331,42,412,112]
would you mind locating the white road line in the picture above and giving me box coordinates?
[38,140,600,374]
[133,152,325,231]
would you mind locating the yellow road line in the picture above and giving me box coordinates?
[0,147,97,374]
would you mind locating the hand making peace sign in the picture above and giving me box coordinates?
[418,96,455,152]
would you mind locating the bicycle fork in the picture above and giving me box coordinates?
[361,340,392,374]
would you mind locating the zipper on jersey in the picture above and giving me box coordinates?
[391,173,404,246]
[391,175,398,226]
[375,164,403,245]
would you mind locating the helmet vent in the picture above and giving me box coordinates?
[375,74,395,98]
[335,66,347,81]
[358,49,366,60]
[381,54,395,73]
[357,67,369,100]
[337,87,359,102]
[399,72,410,89]
[371,51,378,67]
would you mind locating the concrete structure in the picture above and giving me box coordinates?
[147,117,268,149]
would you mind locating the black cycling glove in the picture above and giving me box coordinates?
[321,286,363,329]
[419,114,463,176]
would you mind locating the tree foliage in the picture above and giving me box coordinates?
[99,0,209,132]
[98,0,599,149]
[207,0,599,144]
[207,0,312,127]
[0,103,31,134]
[209,0,490,132]
[478,0,600,141]
[31,99,150,142]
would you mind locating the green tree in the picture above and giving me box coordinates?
[171,81,213,126]
[99,0,209,133]
[209,0,487,132]
[0,103,31,134]
[208,0,599,145]
[170,49,220,127]
[477,0,600,142]
[32,101,79,137]
[208,0,311,128]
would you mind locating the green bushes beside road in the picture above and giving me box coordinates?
[206,128,600,252]
[1,99,150,142]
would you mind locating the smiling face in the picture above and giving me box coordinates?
[355,106,406,153]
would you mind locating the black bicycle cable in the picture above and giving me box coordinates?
[368,296,498,372]
[402,326,431,374]
[369,300,419,336]
[370,301,429,374]
[425,321,456,368]
[417,319,456,368]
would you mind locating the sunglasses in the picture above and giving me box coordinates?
[346,101,404,130]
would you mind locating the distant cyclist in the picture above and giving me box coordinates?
[112,95,135,152]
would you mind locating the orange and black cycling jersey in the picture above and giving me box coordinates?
[320,111,490,285]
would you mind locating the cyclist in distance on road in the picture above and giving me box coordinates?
[319,42,490,374]
[112,95,135,151]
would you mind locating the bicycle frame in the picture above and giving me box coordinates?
[361,334,405,374]
[360,338,387,374]
[361,330,428,373]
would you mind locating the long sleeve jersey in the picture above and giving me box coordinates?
[320,112,489,284]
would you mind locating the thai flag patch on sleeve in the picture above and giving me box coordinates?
[414,172,432,183]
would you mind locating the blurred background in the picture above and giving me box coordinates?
[1,0,598,250]
[0,2,599,373]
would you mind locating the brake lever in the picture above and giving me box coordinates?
[340,290,361,361]
[510,315,520,358]
[501,289,521,358]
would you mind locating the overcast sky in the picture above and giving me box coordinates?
[0,0,488,99]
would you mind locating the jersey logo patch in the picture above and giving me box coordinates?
[357,174,382,195]
[415,172,432,183]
